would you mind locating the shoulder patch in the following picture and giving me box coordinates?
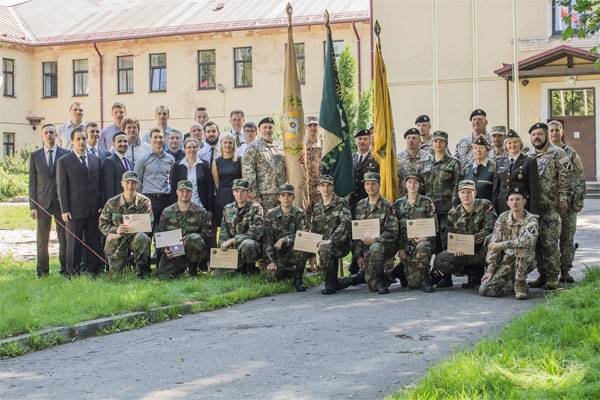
[527,226,537,235]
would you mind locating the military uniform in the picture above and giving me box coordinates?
[350,152,379,214]
[493,152,540,214]
[218,179,264,274]
[305,144,322,212]
[489,125,507,160]
[461,158,496,204]
[99,175,152,277]
[397,148,433,198]
[455,132,494,168]
[155,181,212,279]
[480,207,539,299]
[242,136,287,211]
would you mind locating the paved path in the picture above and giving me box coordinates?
[1,200,598,400]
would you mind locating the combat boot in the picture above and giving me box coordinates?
[321,286,336,295]
[545,279,559,290]
[528,274,546,288]
[377,284,390,295]
[560,270,575,283]
[462,268,483,289]
[395,262,408,287]
[436,274,453,288]
[422,278,435,293]
[294,278,306,292]
[514,280,528,300]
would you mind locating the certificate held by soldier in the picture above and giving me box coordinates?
[122,213,152,233]
[210,248,238,269]
[406,218,436,239]
[352,219,380,240]
[154,229,183,248]
[293,231,322,254]
[447,233,475,255]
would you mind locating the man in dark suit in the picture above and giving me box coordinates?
[85,122,110,160]
[349,129,379,215]
[101,131,132,202]
[29,124,69,277]
[57,127,104,276]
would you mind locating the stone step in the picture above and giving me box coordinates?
[587,181,600,198]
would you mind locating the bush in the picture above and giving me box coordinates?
[0,148,31,201]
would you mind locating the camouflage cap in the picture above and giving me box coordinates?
[232,178,250,190]
[318,175,334,185]
[305,115,319,125]
[362,171,380,183]
[278,183,295,194]
[177,180,193,191]
[458,179,476,191]
[405,172,424,185]
[122,171,139,183]
[432,130,448,142]
[472,136,490,148]
[490,126,506,135]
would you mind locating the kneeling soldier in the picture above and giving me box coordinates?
[218,179,264,274]
[99,171,152,278]
[480,188,538,300]
[264,183,309,291]
[393,173,435,292]
[155,180,211,279]
[432,180,496,288]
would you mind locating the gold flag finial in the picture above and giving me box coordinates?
[324,9,330,25]
[286,2,293,25]
[374,20,381,37]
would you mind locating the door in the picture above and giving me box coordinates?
[549,88,597,180]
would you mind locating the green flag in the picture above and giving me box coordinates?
[319,11,354,197]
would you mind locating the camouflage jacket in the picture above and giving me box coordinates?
[397,149,433,197]
[310,195,352,248]
[561,144,586,210]
[447,198,497,246]
[306,145,322,210]
[242,138,287,197]
[393,194,436,249]
[454,132,494,168]
[489,146,507,160]
[527,144,570,209]
[264,205,309,263]
[487,209,538,270]
[156,202,212,243]
[419,138,433,154]
[352,196,398,255]
[421,154,460,214]
[219,200,264,245]
[99,192,153,236]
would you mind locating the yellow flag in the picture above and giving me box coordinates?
[372,21,399,202]
[282,3,308,208]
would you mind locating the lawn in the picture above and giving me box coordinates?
[0,205,35,230]
[387,268,600,400]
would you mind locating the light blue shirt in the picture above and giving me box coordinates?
[125,139,152,169]
[198,144,220,165]
[59,120,85,150]
[134,150,175,194]
[98,124,122,152]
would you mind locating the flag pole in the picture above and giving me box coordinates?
[511,0,520,133]
[432,0,439,129]
[471,0,479,108]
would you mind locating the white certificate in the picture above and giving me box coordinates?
[447,233,475,256]
[406,218,436,239]
[352,219,380,240]
[122,213,152,233]
[293,231,323,254]
[210,248,238,269]
[154,229,183,248]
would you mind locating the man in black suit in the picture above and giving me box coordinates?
[29,124,69,277]
[85,122,110,160]
[349,129,379,215]
[101,131,132,202]
[57,127,104,276]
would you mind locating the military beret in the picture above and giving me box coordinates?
[405,172,424,185]
[318,175,334,185]
[258,117,275,127]
[232,178,250,190]
[505,129,520,140]
[528,122,548,134]
[122,171,139,183]
[355,128,370,138]
[415,114,430,124]
[404,127,420,138]
[491,126,506,135]
[458,179,476,191]
[472,136,490,148]
[278,183,295,194]
[177,180,193,191]
[432,130,448,142]
[305,115,319,125]
[362,171,380,183]
[506,186,527,200]
[470,109,487,120]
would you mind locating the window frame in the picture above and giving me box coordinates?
[552,0,579,36]
[149,53,167,93]
[42,61,58,98]
[323,40,345,63]
[3,132,15,158]
[549,87,596,117]
[72,58,89,97]
[117,55,134,94]
[295,43,306,85]
[233,46,253,88]
[3,58,15,97]
[197,49,216,90]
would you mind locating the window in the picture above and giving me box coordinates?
[3,132,15,157]
[550,88,595,117]
[43,62,58,98]
[323,40,345,63]
[117,55,133,94]
[295,43,305,85]
[234,47,252,87]
[3,59,14,97]
[73,59,88,96]
[552,0,580,35]
[149,53,167,92]
[197,50,216,90]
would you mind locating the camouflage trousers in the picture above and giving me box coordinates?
[319,242,350,289]
[260,194,279,213]
[559,209,578,272]
[104,233,150,276]
[480,250,532,297]
[362,242,398,292]
[433,242,487,277]
[403,240,434,289]
[156,233,208,279]
[265,247,308,282]
[536,209,561,281]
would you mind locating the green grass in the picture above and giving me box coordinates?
[0,205,35,230]
[387,268,600,400]
[0,256,319,341]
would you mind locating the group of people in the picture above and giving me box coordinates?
[28,101,586,300]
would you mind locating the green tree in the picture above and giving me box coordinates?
[559,0,600,68]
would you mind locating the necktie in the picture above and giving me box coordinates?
[48,149,54,171]
[91,147,97,155]
[123,157,131,171]
[209,147,215,166]
[80,155,87,168]
[509,158,514,172]
[359,155,364,165]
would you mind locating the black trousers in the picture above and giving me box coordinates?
[36,201,66,276]
[145,193,175,268]
[65,215,102,276]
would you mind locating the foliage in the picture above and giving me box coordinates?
[559,0,600,69]
[0,147,31,201]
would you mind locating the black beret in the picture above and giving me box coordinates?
[470,109,487,120]
[415,114,430,124]
[506,186,528,200]
[355,128,370,138]
[472,136,489,147]
[506,129,519,139]
[528,122,548,134]
[258,117,275,127]
[404,128,420,138]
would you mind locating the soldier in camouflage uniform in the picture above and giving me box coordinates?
[489,125,507,160]
[432,180,497,288]
[304,115,322,213]
[527,122,570,290]
[480,187,538,300]
[397,128,433,198]
[454,109,494,168]
[99,171,152,278]
[421,130,460,253]
[242,117,287,211]
[548,120,586,283]
[218,178,264,274]
[311,175,353,295]
[155,180,212,279]
[393,173,436,292]
[416,114,433,154]
[264,183,309,291]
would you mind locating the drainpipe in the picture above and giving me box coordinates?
[352,21,362,100]
[369,0,374,79]
[93,42,104,128]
